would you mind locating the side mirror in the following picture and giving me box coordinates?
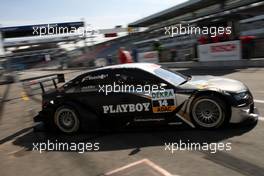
[160,83,167,87]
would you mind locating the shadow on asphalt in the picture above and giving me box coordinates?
[5,121,257,153]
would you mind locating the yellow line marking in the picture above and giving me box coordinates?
[21,92,29,101]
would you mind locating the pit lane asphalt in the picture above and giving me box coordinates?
[0,67,263,176]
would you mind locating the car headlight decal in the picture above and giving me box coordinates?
[234,92,249,101]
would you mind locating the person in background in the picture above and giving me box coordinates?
[118,47,133,64]
[170,49,177,62]
[240,36,256,59]
[131,47,138,62]
[106,54,113,65]
[198,35,208,44]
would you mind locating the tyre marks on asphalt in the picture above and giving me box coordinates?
[37,133,113,175]
[0,126,33,145]
[203,151,264,176]
[149,130,264,176]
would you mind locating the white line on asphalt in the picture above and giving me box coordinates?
[259,117,264,121]
[254,99,264,104]
[104,158,178,176]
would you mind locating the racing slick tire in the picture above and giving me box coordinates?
[190,95,228,129]
[54,105,80,133]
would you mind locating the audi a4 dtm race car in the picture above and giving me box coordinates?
[33,63,259,133]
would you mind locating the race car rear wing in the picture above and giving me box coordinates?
[22,74,65,94]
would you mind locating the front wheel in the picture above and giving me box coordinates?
[191,96,227,129]
[54,105,80,133]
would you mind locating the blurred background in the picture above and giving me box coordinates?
[0,0,263,73]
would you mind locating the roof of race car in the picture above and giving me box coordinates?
[94,63,161,71]
[72,63,162,80]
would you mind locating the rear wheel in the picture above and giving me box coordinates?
[54,105,80,133]
[191,96,227,129]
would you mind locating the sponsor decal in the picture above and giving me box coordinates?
[85,74,108,80]
[144,52,157,58]
[198,40,241,61]
[151,89,176,113]
[138,51,159,63]
[81,85,97,92]
[103,103,150,114]
[210,44,236,53]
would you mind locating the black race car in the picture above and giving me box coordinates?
[34,63,259,133]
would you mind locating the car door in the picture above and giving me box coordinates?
[75,69,146,123]
[109,68,177,122]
